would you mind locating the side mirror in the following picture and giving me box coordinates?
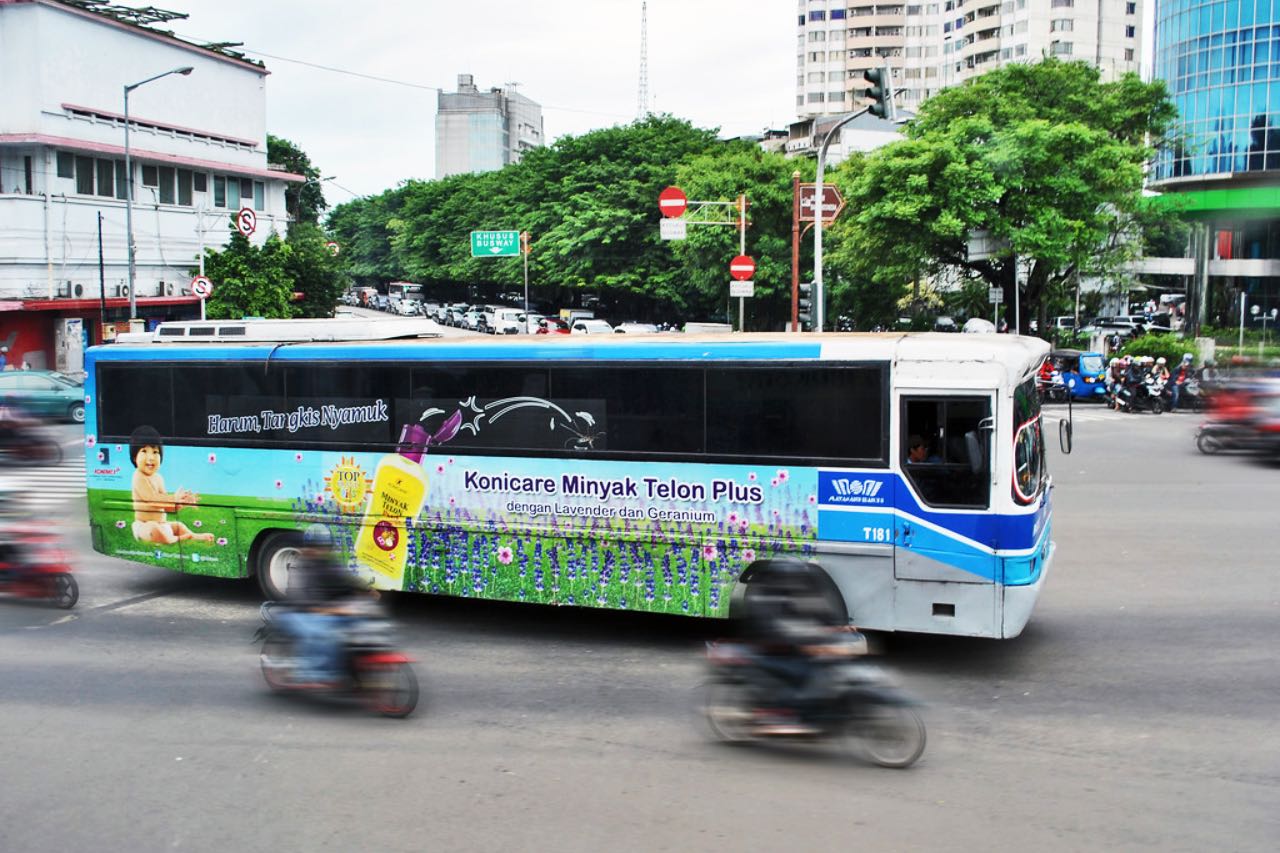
[1059,418,1073,455]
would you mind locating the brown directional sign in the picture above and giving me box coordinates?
[798,183,845,223]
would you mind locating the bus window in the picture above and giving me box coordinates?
[901,397,991,509]
[706,365,886,465]
[98,364,175,439]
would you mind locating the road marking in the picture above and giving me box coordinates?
[0,458,86,511]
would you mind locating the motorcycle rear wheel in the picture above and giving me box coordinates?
[50,573,77,609]
[703,681,755,743]
[853,704,926,769]
[259,637,294,692]
[1197,431,1224,455]
[1150,399,1165,415]
[359,661,419,718]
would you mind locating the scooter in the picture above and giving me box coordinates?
[0,526,78,609]
[1036,369,1068,404]
[701,631,926,768]
[254,599,419,718]
[0,410,62,466]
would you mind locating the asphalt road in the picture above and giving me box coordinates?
[1,407,1276,852]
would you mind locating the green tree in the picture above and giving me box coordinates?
[200,224,294,319]
[287,222,347,318]
[268,134,326,227]
[838,59,1178,335]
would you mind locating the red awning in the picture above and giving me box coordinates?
[7,296,201,312]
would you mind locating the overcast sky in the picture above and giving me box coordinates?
[160,1,797,204]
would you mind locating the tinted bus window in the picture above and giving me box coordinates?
[97,364,175,439]
[171,364,287,443]
[706,366,885,464]
[550,366,705,455]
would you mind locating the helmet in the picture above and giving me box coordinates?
[1182,353,1194,362]
[1156,357,1166,364]
[302,523,332,547]
[1109,358,1119,366]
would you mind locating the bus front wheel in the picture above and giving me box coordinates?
[254,531,303,601]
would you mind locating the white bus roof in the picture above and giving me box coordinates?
[114,318,443,344]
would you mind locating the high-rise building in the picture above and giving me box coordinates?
[1150,0,1280,328]
[435,74,544,179]
[796,1,1145,119]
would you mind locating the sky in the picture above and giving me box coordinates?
[159,1,798,204]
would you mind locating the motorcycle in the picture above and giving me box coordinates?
[1116,377,1167,414]
[1036,368,1068,404]
[701,631,926,768]
[0,525,78,609]
[0,409,62,466]
[254,599,419,718]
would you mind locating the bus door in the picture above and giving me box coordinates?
[894,394,998,633]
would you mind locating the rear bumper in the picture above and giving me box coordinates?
[1001,540,1053,638]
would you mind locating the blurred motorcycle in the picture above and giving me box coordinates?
[0,524,78,609]
[701,630,926,768]
[254,599,419,718]
[0,408,62,466]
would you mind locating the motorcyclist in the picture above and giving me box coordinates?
[741,563,849,734]
[275,524,370,686]
[1169,353,1194,411]
[1151,356,1171,386]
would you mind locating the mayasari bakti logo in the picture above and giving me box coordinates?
[324,456,372,511]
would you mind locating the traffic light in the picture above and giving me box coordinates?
[863,65,896,121]
[798,282,814,330]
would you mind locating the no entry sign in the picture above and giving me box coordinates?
[729,255,755,281]
[658,186,687,218]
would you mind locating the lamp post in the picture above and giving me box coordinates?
[124,66,193,321]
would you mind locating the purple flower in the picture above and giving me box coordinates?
[216,537,228,546]
[436,464,445,474]
[808,494,817,504]
[85,394,92,405]
[85,435,96,447]
[727,512,739,524]
[741,548,756,563]
[702,544,718,560]
[192,520,202,528]
[770,478,779,487]
[115,520,126,529]
[748,472,757,481]
[776,469,790,483]
[274,479,283,489]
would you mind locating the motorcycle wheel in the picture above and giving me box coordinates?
[49,573,78,609]
[259,637,294,692]
[1197,431,1224,455]
[1150,399,1165,415]
[853,704,927,769]
[358,661,419,718]
[703,681,755,743]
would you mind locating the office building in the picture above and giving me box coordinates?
[0,0,302,371]
[796,1,1144,119]
[1150,0,1280,328]
[435,74,545,178]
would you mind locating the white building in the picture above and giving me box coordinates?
[435,74,544,179]
[0,0,302,371]
[797,0,1144,119]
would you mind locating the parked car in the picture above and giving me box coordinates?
[0,370,86,423]
[572,319,614,334]
[614,322,659,334]
[536,317,571,335]
[487,308,523,334]
[442,308,464,327]
[394,299,420,316]
[934,316,958,332]
[461,310,484,331]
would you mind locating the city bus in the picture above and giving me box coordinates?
[84,320,1054,638]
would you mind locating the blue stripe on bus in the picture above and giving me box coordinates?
[85,341,825,363]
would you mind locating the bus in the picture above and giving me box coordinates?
[85,321,1053,638]
[386,282,423,303]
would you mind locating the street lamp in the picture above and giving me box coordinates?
[124,66,193,320]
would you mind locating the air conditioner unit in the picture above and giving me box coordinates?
[156,282,167,297]
[73,283,84,297]
[57,282,72,298]
[164,282,175,296]
[116,285,130,298]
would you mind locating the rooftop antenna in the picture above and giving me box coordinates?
[637,1,649,119]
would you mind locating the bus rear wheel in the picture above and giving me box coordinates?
[255,531,303,601]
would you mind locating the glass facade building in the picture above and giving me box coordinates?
[1153,1,1280,180]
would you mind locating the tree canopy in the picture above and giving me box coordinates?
[268,134,327,227]
[831,58,1178,332]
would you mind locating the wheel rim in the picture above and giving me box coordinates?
[704,682,754,743]
[857,705,926,768]
[266,546,301,598]
[362,663,418,717]
[260,638,293,690]
[52,574,77,609]
[71,405,85,424]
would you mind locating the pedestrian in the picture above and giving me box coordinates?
[0,346,6,370]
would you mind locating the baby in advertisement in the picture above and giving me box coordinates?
[129,425,213,545]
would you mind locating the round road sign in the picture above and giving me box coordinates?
[191,275,213,299]
[326,241,340,256]
[658,186,687,218]
[729,255,756,281]
[236,207,257,237]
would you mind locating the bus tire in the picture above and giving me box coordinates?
[254,530,303,601]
